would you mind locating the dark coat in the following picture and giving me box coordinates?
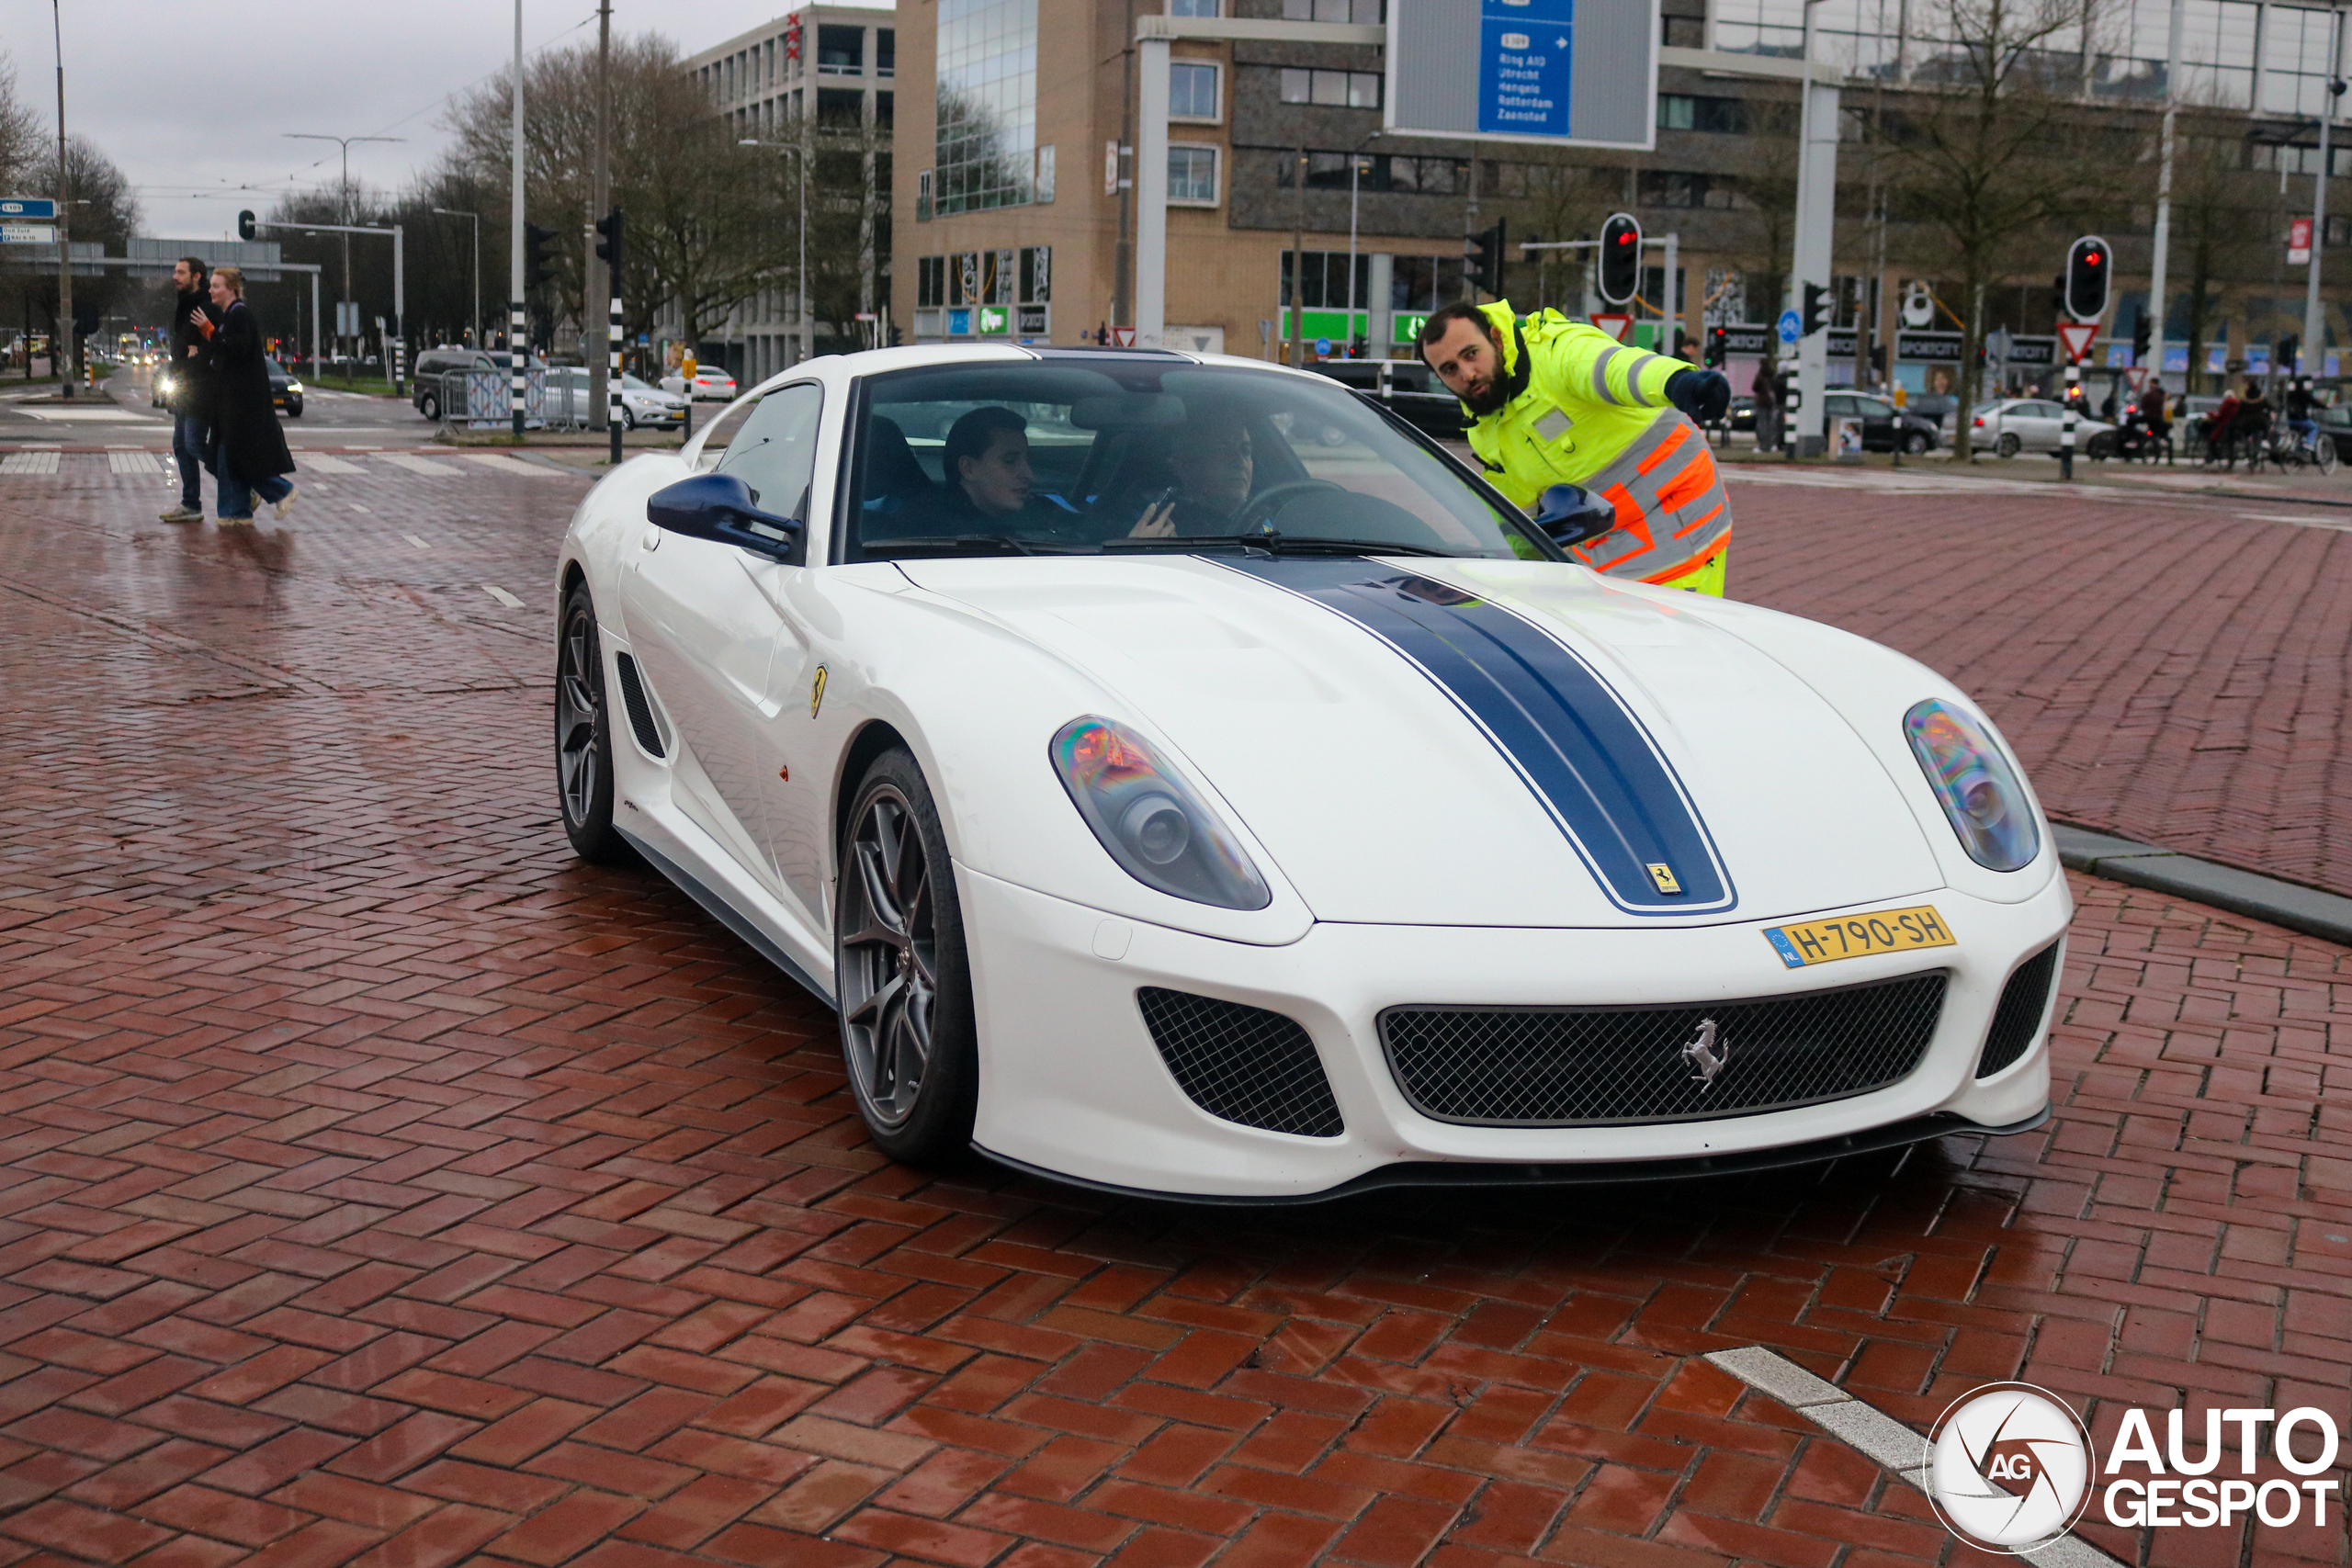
[207,299,295,481]
[169,289,220,418]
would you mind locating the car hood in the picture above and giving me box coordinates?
[897,555,1945,928]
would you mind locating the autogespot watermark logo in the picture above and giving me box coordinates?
[1921,1383,2346,1551]
[1923,1382,2096,1552]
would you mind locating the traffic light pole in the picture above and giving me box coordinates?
[2061,357,2078,480]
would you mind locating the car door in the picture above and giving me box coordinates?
[613,387,820,932]
[1854,398,1896,448]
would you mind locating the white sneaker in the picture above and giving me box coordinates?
[273,485,299,521]
[159,504,202,523]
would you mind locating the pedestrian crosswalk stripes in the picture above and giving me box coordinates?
[298,455,366,474]
[106,451,164,474]
[377,453,463,476]
[463,453,561,476]
[0,452,57,474]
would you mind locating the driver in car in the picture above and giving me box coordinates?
[1127,412,1254,537]
[902,406,1079,535]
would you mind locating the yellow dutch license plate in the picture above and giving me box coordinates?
[1764,905,1955,968]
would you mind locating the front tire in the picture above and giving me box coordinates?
[420,391,441,422]
[1902,429,1929,456]
[1996,432,2021,458]
[555,584,630,863]
[621,406,637,431]
[2086,433,2113,460]
[834,749,978,1163]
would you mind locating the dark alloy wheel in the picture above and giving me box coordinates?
[1901,428,1930,456]
[555,585,630,863]
[834,749,978,1161]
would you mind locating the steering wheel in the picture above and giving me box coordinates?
[1236,479,1344,533]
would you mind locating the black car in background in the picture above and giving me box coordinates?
[153,357,302,417]
[1306,359,1470,440]
[1824,389,1939,454]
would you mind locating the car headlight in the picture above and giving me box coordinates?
[1051,717,1271,909]
[1903,698,2039,871]
[287,381,302,394]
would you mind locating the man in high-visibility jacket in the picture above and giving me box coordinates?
[1418,300,1735,595]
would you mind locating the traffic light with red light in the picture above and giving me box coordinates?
[2064,235,2109,322]
[1704,325,1726,367]
[1597,213,1641,306]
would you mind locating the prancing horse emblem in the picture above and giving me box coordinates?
[1681,1019,1729,1088]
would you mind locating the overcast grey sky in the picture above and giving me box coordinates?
[0,1,890,241]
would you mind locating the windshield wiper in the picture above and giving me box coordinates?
[862,535,1082,558]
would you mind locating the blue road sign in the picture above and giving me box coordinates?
[0,198,57,220]
[1315,337,1333,356]
[1479,0,1575,138]
[1777,309,1802,344]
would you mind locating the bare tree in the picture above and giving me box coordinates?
[0,52,40,193]
[441,34,790,354]
[2162,113,2285,394]
[1885,0,2103,457]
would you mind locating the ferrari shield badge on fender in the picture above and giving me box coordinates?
[809,666,828,717]
[1646,862,1682,895]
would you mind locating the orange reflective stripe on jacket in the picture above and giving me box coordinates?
[1566,412,1732,585]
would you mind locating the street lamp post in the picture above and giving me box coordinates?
[51,0,73,399]
[1346,130,1381,358]
[740,139,809,370]
[284,131,402,364]
[432,209,482,344]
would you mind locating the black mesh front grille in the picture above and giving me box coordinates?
[1136,988,1344,1138]
[1381,972,1948,1126]
[614,653,665,758]
[1977,943,2059,1078]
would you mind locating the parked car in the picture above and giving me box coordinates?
[555,367,688,430]
[1968,397,2116,457]
[1306,358,1469,440]
[1823,391,1940,455]
[661,367,740,402]
[266,358,303,418]
[2316,400,2352,462]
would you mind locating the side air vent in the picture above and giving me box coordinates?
[614,652,667,759]
[1136,988,1344,1138]
[1976,943,2060,1079]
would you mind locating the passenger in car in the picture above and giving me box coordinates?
[1122,410,1256,536]
[896,406,1079,536]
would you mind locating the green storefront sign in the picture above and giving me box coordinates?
[977,306,1011,336]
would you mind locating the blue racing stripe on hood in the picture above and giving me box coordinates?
[1220,558,1732,914]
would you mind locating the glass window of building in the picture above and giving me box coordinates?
[1170,145,1220,204]
[1278,68,1382,107]
[877,28,897,75]
[1170,0,1220,13]
[936,0,1040,214]
[1170,62,1221,119]
[1283,0,1383,18]
[818,26,865,73]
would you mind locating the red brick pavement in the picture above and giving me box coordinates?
[0,457,2346,1568]
[1724,468,2352,897]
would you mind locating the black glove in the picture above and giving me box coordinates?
[1665,368,1731,424]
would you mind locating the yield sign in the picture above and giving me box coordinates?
[2124,366,2151,392]
[1110,325,1136,347]
[2056,321,2100,364]
[1590,312,1634,344]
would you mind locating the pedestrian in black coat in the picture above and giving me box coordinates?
[193,265,297,524]
[161,256,222,523]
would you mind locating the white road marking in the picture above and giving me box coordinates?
[1705,1348,2123,1568]
[299,455,365,474]
[481,584,526,608]
[18,407,145,422]
[0,452,60,474]
[464,453,559,477]
[107,451,164,474]
[350,503,372,513]
[402,534,430,549]
[378,454,462,476]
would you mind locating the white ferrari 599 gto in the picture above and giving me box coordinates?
[552,344,2069,1201]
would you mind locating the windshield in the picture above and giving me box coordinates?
[620,374,657,391]
[843,359,1549,563]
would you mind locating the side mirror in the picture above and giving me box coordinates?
[647,472,803,562]
[1532,483,1616,548]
